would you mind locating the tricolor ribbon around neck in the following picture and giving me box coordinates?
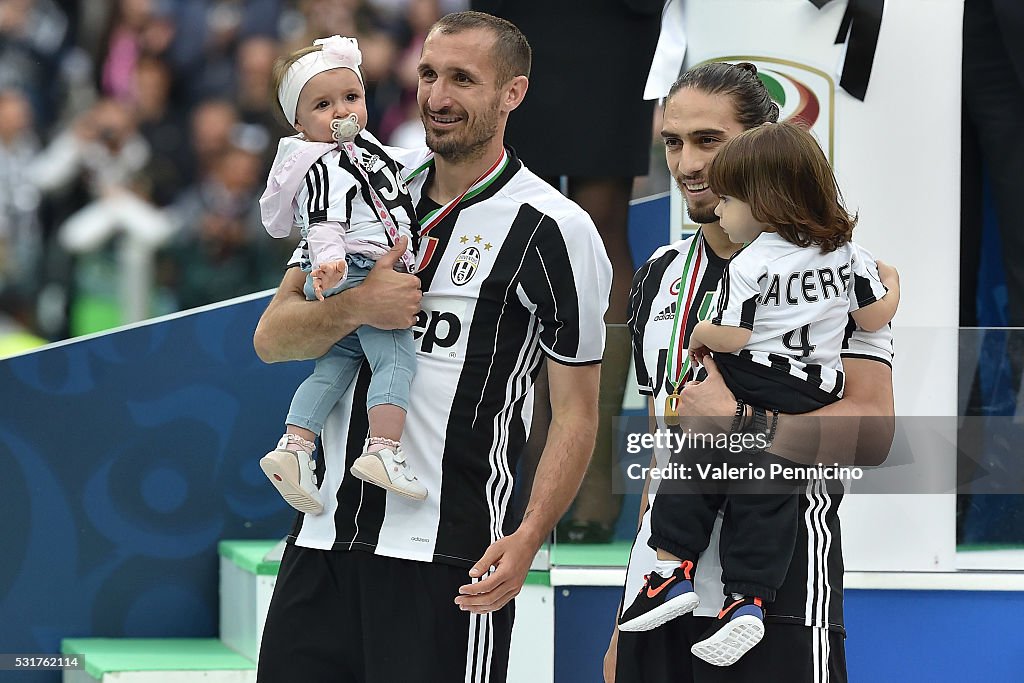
[665,230,706,395]
[340,139,415,272]
[403,148,509,239]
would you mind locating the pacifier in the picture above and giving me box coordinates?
[331,113,361,142]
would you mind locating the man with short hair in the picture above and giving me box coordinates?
[255,12,612,683]
[607,61,896,683]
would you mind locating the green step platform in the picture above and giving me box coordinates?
[60,639,254,682]
[216,538,556,585]
[550,540,632,568]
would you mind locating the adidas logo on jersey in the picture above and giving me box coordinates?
[360,152,382,172]
[653,303,677,322]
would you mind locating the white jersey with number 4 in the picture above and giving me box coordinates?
[711,232,888,401]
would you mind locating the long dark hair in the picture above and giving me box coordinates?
[668,61,780,129]
[707,121,856,253]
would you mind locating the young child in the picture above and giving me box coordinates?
[617,121,899,665]
[258,35,425,514]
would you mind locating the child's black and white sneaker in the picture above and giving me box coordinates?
[617,560,699,632]
[690,595,765,666]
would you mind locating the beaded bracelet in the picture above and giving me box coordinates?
[743,406,781,454]
[750,405,767,437]
[729,399,747,434]
[765,408,780,447]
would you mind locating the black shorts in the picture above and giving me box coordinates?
[616,614,847,683]
[257,544,514,683]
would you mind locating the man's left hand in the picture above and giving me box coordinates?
[456,531,538,614]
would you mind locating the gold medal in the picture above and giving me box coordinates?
[664,393,681,427]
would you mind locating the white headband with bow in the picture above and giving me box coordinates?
[278,35,363,128]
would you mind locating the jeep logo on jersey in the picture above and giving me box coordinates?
[413,309,462,354]
[413,297,468,357]
[451,247,481,285]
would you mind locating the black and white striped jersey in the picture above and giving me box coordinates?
[840,242,895,366]
[288,147,613,567]
[710,233,888,404]
[628,231,729,399]
[291,129,419,269]
[624,230,894,632]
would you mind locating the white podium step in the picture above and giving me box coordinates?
[217,540,281,662]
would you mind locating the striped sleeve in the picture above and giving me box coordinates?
[843,322,894,365]
[847,245,888,311]
[711,252,762,330]
[628,260,656,395]
[842,243,894,364]
[519,210,612,365]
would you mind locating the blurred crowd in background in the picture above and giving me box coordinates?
[0,0,476,348]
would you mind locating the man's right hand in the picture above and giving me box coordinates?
[359,236,422,329]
